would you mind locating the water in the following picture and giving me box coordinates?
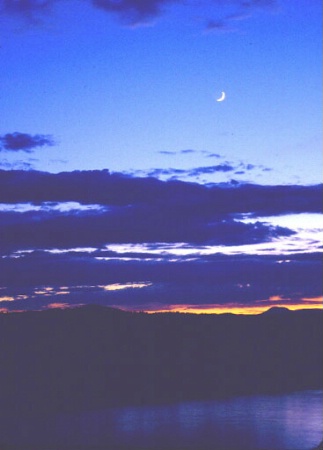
[2,390,322,449]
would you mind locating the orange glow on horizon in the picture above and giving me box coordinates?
[142,299,323,315]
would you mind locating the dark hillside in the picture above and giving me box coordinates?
[0,306,322,418]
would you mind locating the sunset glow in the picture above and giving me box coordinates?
[142,300,323,315]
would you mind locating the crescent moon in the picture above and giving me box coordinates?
[216,91,226,102]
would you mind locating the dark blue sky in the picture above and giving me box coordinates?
[0,0,322,313]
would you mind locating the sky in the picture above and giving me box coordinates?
[0,0,322,314]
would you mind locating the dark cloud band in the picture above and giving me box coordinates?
[0,169,321,215]
[0,169,321,253]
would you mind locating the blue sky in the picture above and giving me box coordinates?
[1,0,321,183]
[0,0,322,313]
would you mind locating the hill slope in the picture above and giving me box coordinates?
[0,306,322,417]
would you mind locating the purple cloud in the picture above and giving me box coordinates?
[0,132,55,152]
[0,0,277,27]
[158,151,176,155]
[188,164,235,175]
[0,207,295,253]
[0,169,321,214]
[206,19,233,33]
[92,0,179,24]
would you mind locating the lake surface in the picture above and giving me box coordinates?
[2,390,322,449]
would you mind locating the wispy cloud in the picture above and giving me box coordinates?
[180,149,196,154]
[158,149,214,157]
[206,0,276,33]
[145,163,236,178]
[153,151,272,181]
[188,164,235,175]
[141,161,272,180]
[0,0,277,28]
[158,150,177,156]
[0,159,35,170]
[206,152,221,158]
[205,19,234,34]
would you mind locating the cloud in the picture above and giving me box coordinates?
[147,168,187,178]
[243,164,256,171]
[0,0,177,24]
[158,151,176,155]
[0,159,34,170]
[91,0,179,25]
[0,0,55,21]
[206,152,221,158]
[0,169,321,215]
[145,164,251,179]
[0,0,277,27]
[0,169,321,257]
[0,251,321,311]
[158,149,212,157]
[205,0,276,33]
[180,149,196,154]
[188,164,235,176]
[205,19,234,33]
[0,204,295,253]
[133,159,273,181]
[0,132,55,152]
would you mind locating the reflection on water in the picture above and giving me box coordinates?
[2,390,322,449]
